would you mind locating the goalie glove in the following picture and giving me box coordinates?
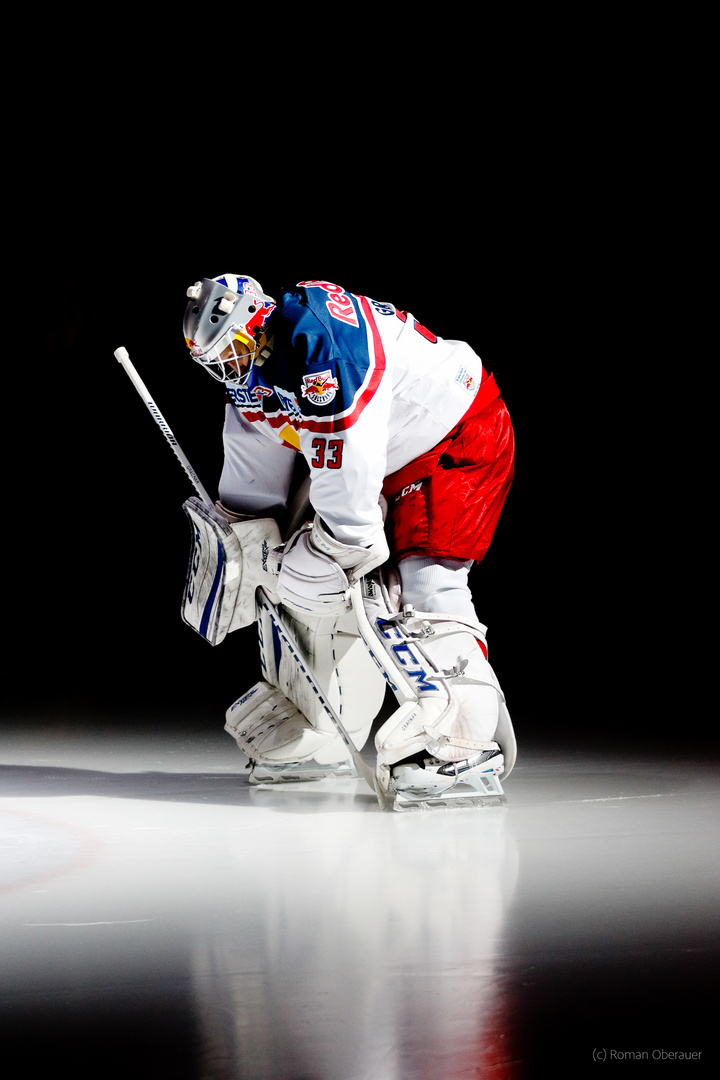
[181,497,281,644]
[276,516,389,616]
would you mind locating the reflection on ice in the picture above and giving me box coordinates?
[1,725,717,1078]
[190,800,518,1079]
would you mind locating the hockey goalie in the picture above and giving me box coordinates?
[180,275,517,810]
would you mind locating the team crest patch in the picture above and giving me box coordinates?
[300,370,339,406]
[455,366,479,394]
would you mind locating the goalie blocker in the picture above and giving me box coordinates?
[181,497,282,645]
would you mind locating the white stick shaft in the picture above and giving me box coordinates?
[114,346,213,506]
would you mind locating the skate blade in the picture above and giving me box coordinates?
[249,760,358,785]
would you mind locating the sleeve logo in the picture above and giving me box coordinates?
[300,370,340,406]
[455,366,479,394]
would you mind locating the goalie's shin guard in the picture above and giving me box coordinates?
[223,590,387,783]
[224,681,358,782]
[354,572,516,807]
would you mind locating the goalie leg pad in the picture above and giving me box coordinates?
[257,595,384,753]
[182,497,281,644]
[224,681,353,771]
[224,592,387,781]
[372,616,505,762]
[352,571,516,809]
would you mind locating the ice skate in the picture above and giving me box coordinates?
[386,746,506,811]
[247,756,357,785]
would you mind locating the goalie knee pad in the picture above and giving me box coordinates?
[275,524,352,616]
[275,516,389,617]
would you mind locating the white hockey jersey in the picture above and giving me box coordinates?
[218,281,487,549]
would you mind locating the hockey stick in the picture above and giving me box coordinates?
[114,346,213,506]
[257,588,388,809]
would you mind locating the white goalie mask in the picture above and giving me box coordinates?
[184,274,276,385]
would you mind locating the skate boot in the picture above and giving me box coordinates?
[387,745,507,810]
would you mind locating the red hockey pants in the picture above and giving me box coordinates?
[382,373,515,562]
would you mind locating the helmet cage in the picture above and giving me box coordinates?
[189,327,256,386]
[184,275,276,386]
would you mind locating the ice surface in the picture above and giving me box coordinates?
[1,721,717,1078]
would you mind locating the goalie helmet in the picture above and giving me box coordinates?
[184,274,276,385]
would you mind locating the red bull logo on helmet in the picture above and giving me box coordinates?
[220,276,276,342]
[300,369,339,406]
[244,299,275,341]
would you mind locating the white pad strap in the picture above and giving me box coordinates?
[182,497,281,645]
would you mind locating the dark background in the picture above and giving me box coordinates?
[5,76,703,760]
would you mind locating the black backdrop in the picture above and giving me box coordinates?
[6,130,697,757]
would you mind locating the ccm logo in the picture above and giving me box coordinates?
[381,630,439,693]
[396,481,422,500]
